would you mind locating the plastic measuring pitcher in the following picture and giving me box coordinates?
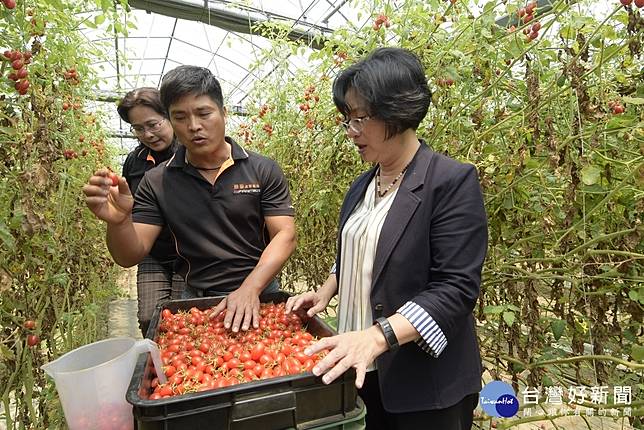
[41,337,166,430]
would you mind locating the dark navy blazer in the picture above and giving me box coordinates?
[335,142,488,412]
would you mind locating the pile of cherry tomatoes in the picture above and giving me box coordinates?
[149,302,326,399]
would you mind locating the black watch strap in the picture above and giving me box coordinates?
[375,317,399,351]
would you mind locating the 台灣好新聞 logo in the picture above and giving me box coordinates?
[480,381,519,418]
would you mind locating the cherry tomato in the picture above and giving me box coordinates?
[26,334,39,347]
[250,342,265,361]
[23,320,36,330]
[108,172,119,186]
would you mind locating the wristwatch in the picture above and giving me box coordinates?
[375,317,399,351]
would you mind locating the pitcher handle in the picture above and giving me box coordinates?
[133,338,167,384]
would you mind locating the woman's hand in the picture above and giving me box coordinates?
[304,325,389,389]
[82,168,133,225]
[284,290,332,318]
[285,273,337,318]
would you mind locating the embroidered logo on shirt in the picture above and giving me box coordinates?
[232,183,261,194]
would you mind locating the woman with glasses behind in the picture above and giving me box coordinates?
[286,47,488,429]
[117,87,184,337]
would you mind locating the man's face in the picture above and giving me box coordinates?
[168,93,226,158]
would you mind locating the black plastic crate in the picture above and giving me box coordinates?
[127,292,357,430]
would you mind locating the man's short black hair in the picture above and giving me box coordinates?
[333,47,431,140]
[160,66,224,111]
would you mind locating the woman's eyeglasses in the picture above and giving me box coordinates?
[130,118,166,135]
[340,116,371,133]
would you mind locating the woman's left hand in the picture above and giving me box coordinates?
[305,325,389,388]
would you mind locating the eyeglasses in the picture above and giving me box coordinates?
[130,118,166,135]
[340,116,371,133]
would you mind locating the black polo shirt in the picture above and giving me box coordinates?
[122,141,179,267]
[132,137,294,292]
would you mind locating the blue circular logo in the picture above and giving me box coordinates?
[480,381,519,418]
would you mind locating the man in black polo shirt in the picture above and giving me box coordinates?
[83,66,296,333]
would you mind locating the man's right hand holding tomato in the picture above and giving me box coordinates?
[82,168,161,267]
[82,168,134,225]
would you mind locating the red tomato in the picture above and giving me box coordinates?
[168,373,184,385]
[225,358,240,371]
[283,357,302,375]
[243,369,257,381]
[239,351,252,362]
[280,344,293,356]
[252,364,264,377]
[157,385,173,397]
[250,342,265,361]
[23,320,36,330]
[216,378,231,388]
[26,335,39,347]
[293,351,309,365]
[260,367,274,379]
[108,172,118,186]
[303,359,316,372]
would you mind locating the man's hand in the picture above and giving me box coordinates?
[82,168,134,224]
[209,286,261,333]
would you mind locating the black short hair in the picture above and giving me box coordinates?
[117,87,166,123]
[159,66,224,111]
[333,47,431,139]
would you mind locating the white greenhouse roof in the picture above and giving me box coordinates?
[78,0,370,159]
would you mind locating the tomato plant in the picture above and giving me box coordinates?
[1,0,129,428]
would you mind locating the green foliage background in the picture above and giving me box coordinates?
[0,1,127,427]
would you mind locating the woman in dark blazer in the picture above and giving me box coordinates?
[286,47,488,430]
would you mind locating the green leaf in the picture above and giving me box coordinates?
[623,96,644,105]
[0,344,14,360]
[556,74,567,87]
[602,44,622,61]
[483,305,504,314]
[94,14,106,25]
[632,344,644,362]
[559,25,575,40]
[503,311,515,326]
[551,319,565,341]
[0,221,15,248]
[0,126,17,136]
[581,165,601,185]
[628,289,639,302]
